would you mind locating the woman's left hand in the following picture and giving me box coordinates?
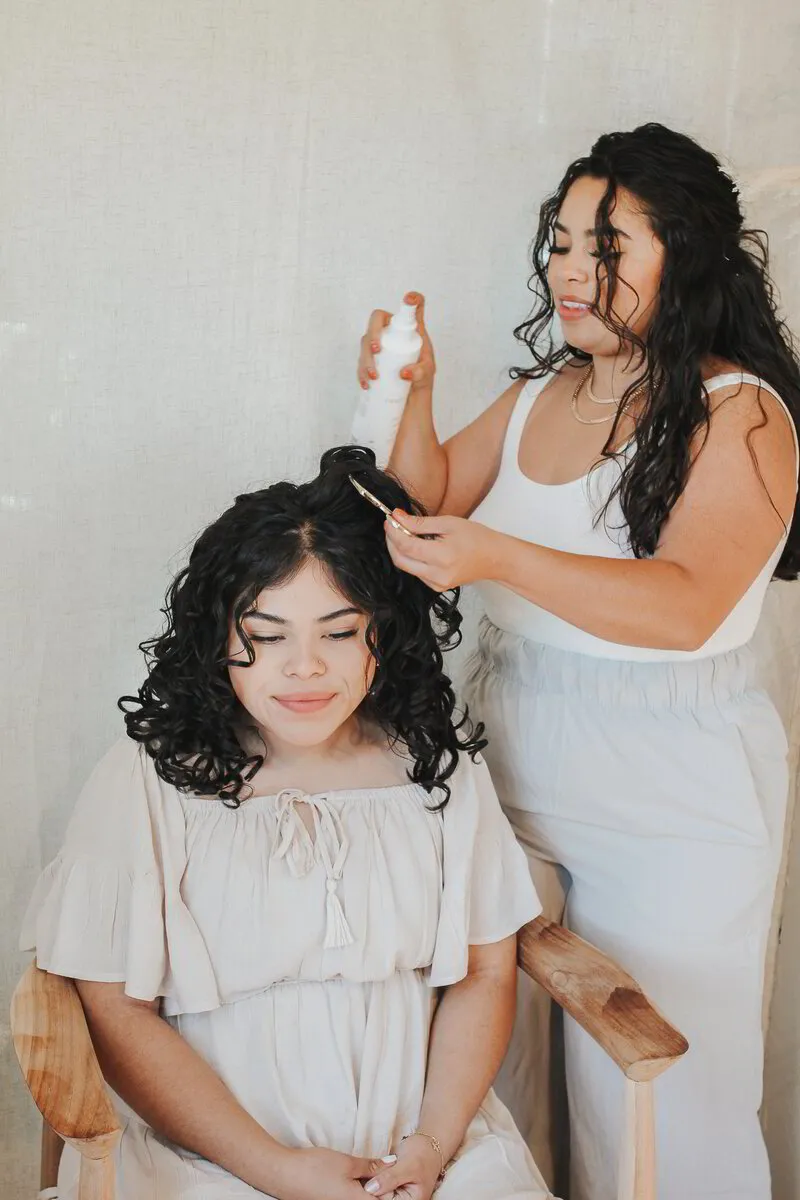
[384,512,502,592]
[363,1134,443,1199]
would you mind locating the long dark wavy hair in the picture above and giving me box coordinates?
[512,122,800,578]
[120,446,484,807]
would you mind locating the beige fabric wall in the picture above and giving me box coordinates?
[1,3,798,1196]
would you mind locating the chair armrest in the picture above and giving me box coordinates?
[518,917,688,1082]
[10,962,122,1157]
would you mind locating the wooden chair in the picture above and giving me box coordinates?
[11,916,688,1200]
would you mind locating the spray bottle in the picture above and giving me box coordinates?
[350,301,423,466]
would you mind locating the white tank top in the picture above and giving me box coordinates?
[471,372,799,661]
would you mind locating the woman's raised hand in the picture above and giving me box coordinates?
[357,291,436,395]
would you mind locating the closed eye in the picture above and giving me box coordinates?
[248,630,358,644]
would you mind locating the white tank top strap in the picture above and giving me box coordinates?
[705,372,799,469]
[501,374,551,468]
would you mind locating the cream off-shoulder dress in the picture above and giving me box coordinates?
[21,737,553,1199]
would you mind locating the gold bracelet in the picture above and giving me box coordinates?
[402,1130,447,1183]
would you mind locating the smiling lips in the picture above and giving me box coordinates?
[557,296,594,322]
[274,693,337,714]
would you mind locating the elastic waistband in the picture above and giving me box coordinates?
[468,618,760,709]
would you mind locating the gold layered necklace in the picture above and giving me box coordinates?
[570,364,647,426]
[586,374,622,405]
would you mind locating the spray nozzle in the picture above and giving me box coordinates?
[390,302,418,331]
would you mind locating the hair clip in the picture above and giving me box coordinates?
[349,476,416,536]
[349,476,440,540]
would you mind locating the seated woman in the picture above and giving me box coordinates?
[21,446,552,1200]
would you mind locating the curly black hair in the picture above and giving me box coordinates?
[512,122,800,578]
[119,445,485,807]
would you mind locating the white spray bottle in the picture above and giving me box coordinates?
[350,301,423,466]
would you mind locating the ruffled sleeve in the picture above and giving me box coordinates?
[428,754,542,988]
[20,738,222,1015]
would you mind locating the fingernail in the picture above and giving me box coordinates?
[369,370,377,379]
[365,1181,380,1194]
[381,1155,397,1164]
[371,342,380,352]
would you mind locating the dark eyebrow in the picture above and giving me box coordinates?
[553,219,630,241]
[244,611,288,625]
[318,607,362,623]
[592,226,630,240]
[244,607,361,626]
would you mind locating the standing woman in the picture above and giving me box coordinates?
[356,124,800,1200]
